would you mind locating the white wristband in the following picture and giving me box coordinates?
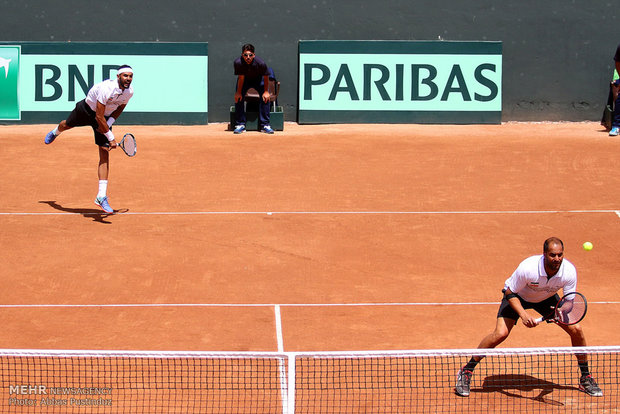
[104,130,115,142]
[106,117,116,127]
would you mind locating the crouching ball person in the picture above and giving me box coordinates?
[455,237,602,397]
[44,65,134,213]
[232,44,274,134]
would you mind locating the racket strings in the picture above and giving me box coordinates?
[557,293,587,324]
[121,134,136,156]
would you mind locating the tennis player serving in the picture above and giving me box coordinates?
[44,65,134,213]
[455,237,602,397]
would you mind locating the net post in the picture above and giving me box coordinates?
[286,353,296,414]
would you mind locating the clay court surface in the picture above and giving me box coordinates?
[0,122,619,353]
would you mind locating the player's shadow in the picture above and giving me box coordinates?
[38,201,127,224]
[474,374,579,407]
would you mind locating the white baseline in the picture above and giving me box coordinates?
[0,301,618,308]
[1,209,620,216]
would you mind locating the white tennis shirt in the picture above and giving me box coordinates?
[85,78,134,116]
[503,255,577,303]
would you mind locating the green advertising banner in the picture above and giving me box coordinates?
[298,41,502,124]
[0,45,20,120]
[0,42,208,124]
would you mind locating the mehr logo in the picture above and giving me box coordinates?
[0,45,20,120]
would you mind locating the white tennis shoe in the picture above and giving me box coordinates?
[455,368,472,397]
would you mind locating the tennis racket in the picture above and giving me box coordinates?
[535,292,587,326]
[118,133,137,157]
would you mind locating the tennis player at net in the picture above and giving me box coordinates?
[455,237,602,397]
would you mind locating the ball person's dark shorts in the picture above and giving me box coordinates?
[65,99,110,147]
[497,291,561,321]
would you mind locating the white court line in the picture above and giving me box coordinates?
[274,305,284,352]
[0,302,500,308]
[1,301,618,308]
[273,305,288,412]
[1,209,620,216]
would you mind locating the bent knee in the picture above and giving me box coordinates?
[492,327,511,342]
[565,323,585,337]
[497,330,510,341]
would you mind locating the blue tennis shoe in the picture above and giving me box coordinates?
[44,131,57,144]
[261,125,275,134]
[94,196,114,214]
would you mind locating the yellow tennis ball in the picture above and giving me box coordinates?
[582,242,593,251]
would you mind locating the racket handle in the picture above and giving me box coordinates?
[534,316,544,325]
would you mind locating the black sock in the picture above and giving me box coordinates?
[578,361,590,377]
[464,357,479,372]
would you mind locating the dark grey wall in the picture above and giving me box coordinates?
[2,0,618,122]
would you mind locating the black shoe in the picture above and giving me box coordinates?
[579,374,603,397]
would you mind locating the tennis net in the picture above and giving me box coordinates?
[0,346,618,413]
